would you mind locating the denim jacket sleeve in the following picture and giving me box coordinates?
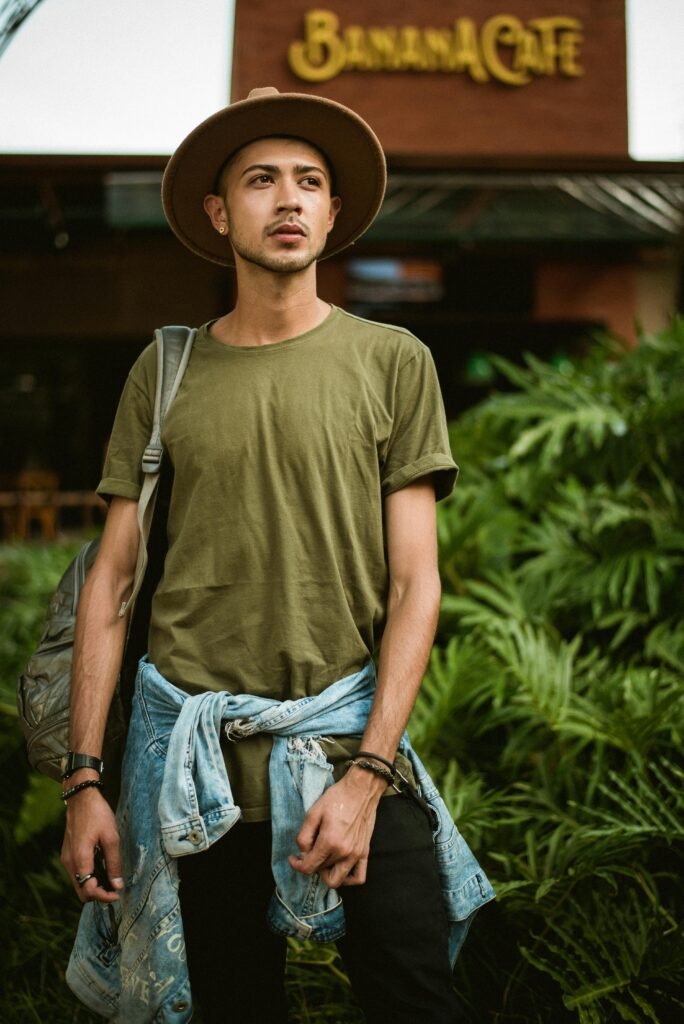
[66,658,495,1022]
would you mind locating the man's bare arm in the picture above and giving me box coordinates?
[289,475,441,888]
[60,496,139,903]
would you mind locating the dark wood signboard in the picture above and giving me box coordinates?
[231,0,627,158]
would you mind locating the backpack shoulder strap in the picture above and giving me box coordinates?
[118,325,196,618]
[143,326,197,474]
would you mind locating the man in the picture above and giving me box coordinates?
[60,88,494,1024]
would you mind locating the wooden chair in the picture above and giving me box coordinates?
[15,469,60,541]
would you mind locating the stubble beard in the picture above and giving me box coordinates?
[229,230,327,275]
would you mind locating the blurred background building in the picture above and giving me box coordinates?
[0,0,683,535]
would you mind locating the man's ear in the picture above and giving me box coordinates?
[328,195,342,232]
[203,194,229,234]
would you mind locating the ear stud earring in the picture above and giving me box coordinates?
[218,225,226,235]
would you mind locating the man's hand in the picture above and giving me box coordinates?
[288,766,386,888]
[61,786,124,904]
[61,498,137,905]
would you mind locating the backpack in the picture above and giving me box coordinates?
[16,326,196,804]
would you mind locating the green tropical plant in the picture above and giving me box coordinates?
[413,319,684,1023]
[2,320,683,1022]
[0,541,362,1023]
[0,540,90,1022]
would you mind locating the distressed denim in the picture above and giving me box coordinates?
[66,658,495,1023]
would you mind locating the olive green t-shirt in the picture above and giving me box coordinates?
[98,306,457,819]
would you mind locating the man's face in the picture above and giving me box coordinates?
[207,137,342,275]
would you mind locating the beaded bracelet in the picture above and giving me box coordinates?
[62,779,104,802]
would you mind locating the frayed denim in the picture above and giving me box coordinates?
[66,657,495,1022]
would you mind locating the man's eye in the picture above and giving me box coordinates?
[302,177,322,187]
[252,174,273,184]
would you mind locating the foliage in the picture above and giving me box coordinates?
[0,540,81,712]
[2,320,683,1022]
[0,540,83,851]
[286,942,363,1023]
[0,540,87,1022]
[411,319,684,1023]
[0,539,361,1023]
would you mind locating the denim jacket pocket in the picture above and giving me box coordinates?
[66,901,121,1018]
[137,661,185,756]
[268,881,344,942]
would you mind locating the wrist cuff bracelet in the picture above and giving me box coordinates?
[61,751,104,780]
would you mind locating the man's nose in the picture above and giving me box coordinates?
[275,181,303,213]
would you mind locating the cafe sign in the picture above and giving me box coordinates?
[288,8,584,86]
[232,0,627,158]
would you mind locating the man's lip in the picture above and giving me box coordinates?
[269,223,306,237]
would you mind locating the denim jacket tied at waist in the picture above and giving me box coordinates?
[66,658,495,1023]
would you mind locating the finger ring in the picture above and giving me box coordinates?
[75,872,96,887]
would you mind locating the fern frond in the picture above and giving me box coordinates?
[520,885,684,1024]
[410,635,495,761]
[646,620,684,673]
[571,758,684,841]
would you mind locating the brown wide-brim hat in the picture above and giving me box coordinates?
[161,87,387,267]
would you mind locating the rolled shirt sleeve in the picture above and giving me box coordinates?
[97,344,155,503]
[380,344,458,501]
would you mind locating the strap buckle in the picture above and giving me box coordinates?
[142,444,163,473]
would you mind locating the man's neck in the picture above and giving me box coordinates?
[211,265,331,347]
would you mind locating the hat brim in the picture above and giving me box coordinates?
[161,92,387,267]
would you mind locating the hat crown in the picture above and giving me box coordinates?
[247,87,280,100]
[162,88,386,267]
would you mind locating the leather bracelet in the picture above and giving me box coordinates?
[347,758,397,786]
[350,760,435,819]
[355,751,396,774]
[62,779,104,802]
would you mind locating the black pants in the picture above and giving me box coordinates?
[178,794,458,1023]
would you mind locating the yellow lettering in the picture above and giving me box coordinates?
[286,10,586,86]
[529,16,581,74]
[451,18,489,82]
[398,26,429,70]
[481,15,529,86]
[513,28,545,76]
[343,26,373,70]
[366,27,401,70]
[423,29,453,71]
[288,9,346,83]
[559,30,584,76]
